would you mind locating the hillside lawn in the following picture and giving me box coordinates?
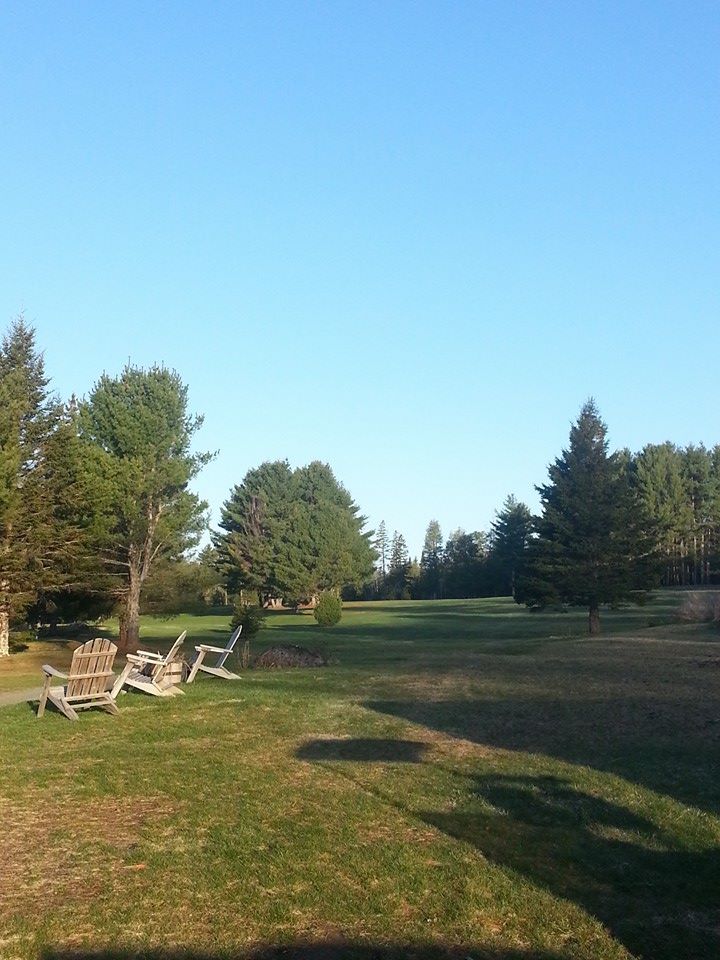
[1,595,719,960]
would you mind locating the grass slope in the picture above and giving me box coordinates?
[1,595,719,960]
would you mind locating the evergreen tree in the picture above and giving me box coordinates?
[634,443,693,586]
[383,530,411,599]
[517,400,658,634]
[389,531,408,570]
[443,529,483,598]
[0,317,79,655]
[489,495,533,596]
[420,519,444,599]
[215,460,375,606]
[214,460,295,604]
[374,520,389,576]
[79,365,211,652]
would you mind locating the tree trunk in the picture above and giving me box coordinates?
[118,568,141,654]
[588,604,601,635]
[0,604,9,658]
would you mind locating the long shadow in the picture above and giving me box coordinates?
[41,943,569,959]
[420,773,720,960]
[366,697,720,814]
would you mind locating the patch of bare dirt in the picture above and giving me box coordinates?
[0,793,178,914]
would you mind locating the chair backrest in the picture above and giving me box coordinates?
[163,631,187,665]
[153,631,187,684]
[216,625,242,668]
[66,638,118,700]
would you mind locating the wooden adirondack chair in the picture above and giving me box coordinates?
[186,625,243,683]
[37,637,119,721]
[111,631,187,698]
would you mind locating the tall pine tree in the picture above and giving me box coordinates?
[0,317,79,655]
[517,400,657,634]
[79,365,212,652]
[489,495,533,597]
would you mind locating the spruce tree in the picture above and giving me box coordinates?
[0,317,74,655]
[375,521,389,577]
[489,495,533,597]
[517,400,657,634]
[443,529,482,598]
[215,460,375,606]
[420,519,444,599]
[634,443,693,586]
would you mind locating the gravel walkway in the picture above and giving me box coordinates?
[0,686,42,708]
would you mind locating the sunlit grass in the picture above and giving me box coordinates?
[1,593,718,959]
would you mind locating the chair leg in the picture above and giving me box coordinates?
[53,693,79,721]
[111,661,134,699]
[186,651,205,684]
[37,674,52,718]
[102,696,120,716]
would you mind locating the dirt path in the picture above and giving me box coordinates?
[0,686,41,708]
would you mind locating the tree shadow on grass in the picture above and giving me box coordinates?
[420,773,720,960]
[41,943,570,960]
[366,697,720,814]
[296,738,428,763]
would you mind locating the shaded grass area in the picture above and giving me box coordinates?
[1,594,719,960]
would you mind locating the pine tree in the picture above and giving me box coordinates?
[443,529,483,598]
[517,400,658,634]
[215,460,375,607]
[420,519,444,599]
[79,365,212,652]
[634,443,693,586]
[489,495,533,596]
[389,531,408,570]
[375,521,389,576]
[0,317,70,655]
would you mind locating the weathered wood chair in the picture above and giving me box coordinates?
[37,638,119,721]
[111,631,187,698]
[186,625,243,684]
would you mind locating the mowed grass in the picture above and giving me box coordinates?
[1,594,719,960]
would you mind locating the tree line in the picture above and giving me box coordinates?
[356,499,533,602]
[3,315,720,654]
[366,402,720,632]
[0,317,373,655]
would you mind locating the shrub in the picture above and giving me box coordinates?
[678,591,720,624]
[314,592,342,628]
[230,600,266,638]
[9,633,32,653]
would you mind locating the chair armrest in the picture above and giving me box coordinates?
[136,649,164,660]
[195,644,228,654]
[125,653,152,665]
[42,665,68,679]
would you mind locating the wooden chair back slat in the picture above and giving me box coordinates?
[216,626,242,669]
[66,639,118,699]
[152,631,187,685]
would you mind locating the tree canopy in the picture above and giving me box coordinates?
[214,460,375,606]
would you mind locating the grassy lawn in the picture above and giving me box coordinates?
[1,594,719,960]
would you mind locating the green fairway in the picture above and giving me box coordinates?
[1,595,719,960]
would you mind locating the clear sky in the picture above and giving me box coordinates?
[1,1,718,556]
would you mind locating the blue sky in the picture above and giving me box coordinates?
[1,1,718,556]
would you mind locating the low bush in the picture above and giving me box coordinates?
[314,592,342,628]
[230,600,266,638]
[678,591,720,623]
